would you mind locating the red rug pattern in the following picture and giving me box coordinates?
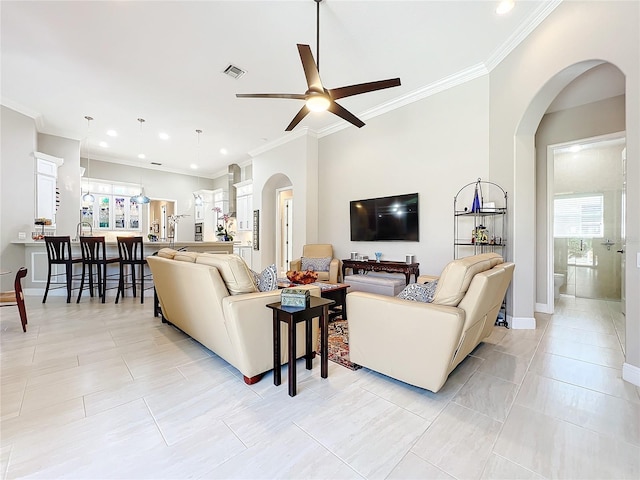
[319,317,362,371]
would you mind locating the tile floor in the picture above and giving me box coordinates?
[1,294,638,479]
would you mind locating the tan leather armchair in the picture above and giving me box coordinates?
[290,244,341,283]
[347,253,514,393]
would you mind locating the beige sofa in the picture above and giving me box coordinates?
[147,249,320,384]
[347,253,514,392]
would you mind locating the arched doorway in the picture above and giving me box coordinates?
[260,173,293,270]
[533,63,626,313]
[510,60,615,327]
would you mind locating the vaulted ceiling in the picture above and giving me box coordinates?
[1,1,561,176]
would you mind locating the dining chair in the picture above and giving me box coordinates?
[0,267,28,332]
[77,236,120,303]
[115,236,152,304]
[43,236,82,303]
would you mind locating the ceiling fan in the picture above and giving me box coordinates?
[236,0,401,131]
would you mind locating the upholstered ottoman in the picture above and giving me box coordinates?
[344,273,406,296]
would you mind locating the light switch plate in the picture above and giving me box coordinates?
[637,252,640,268]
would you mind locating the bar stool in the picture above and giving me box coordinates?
[77,236,120,303]
[115,236,152,304]
[43,236,82,303]
[0,267,28,332]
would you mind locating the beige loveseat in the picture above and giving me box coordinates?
[147,249,320,384]
[347,253,514,392]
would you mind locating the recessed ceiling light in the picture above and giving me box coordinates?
[138,153,146,159]
[99,141,108,148]
[106,130,118,137]
[496,0,514,15]
[158,132,170,140]
[190,164,198,169]
[220,148,228,155]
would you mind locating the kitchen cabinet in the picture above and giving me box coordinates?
[235,181,253,232]
[234,245,252,269]
[35,153,63,225]
[81,180,141,231]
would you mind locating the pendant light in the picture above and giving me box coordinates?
[193,129,203,206]
[82,115,95,203]
[131,117,150,204]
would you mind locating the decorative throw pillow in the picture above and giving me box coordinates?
[301,256,332,272]
[396,281,438,303]
[252,264,278,292]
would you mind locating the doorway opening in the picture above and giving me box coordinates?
[549,133,626,304]
[276,188,293,277]
[149,199,176,241]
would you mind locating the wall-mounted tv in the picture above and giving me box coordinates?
[350,193,419,241]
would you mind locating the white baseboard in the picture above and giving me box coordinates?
[25,288,46,297]
[622,363,640,387]
[535,302,553,314]
[510,316,536,329]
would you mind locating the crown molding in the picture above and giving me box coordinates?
[248,126,317,158]
[485,0,563,72]
[2,98,45,130]
[318,63,489,138]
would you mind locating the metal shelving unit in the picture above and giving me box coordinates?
[454,178,509,327]
[454,179,508,259]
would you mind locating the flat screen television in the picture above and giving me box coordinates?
[350,193,419,241]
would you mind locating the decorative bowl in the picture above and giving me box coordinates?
[286,269,318,285]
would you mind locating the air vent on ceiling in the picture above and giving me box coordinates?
[150,162,162,166]
[223,64,246,79]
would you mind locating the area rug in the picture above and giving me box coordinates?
[318,317,362,371]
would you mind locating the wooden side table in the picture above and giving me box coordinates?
[316,282,350,319]
[341,259,420,285]
[266,297,335,397]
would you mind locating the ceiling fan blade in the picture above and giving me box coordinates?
[328,78,401,100]
[285,105,311,131]
[327,102,365,128]
[236,93,307,100]
[297,44,323,92]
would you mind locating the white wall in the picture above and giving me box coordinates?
[251,133,319,270]
[0,106,36,290]
[488,1,639,372]
[319,76,490,276]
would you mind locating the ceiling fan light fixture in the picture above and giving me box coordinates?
[306,94,330,112]
[236,0,400,130]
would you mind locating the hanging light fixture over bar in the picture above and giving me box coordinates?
[194,129,203,206]
[82,115,95,203]
[131,118,150,204]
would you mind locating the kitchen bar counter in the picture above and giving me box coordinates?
[12,239,234,295]
[13,239,234,249]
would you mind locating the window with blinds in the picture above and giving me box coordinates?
[554,194,604,238]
